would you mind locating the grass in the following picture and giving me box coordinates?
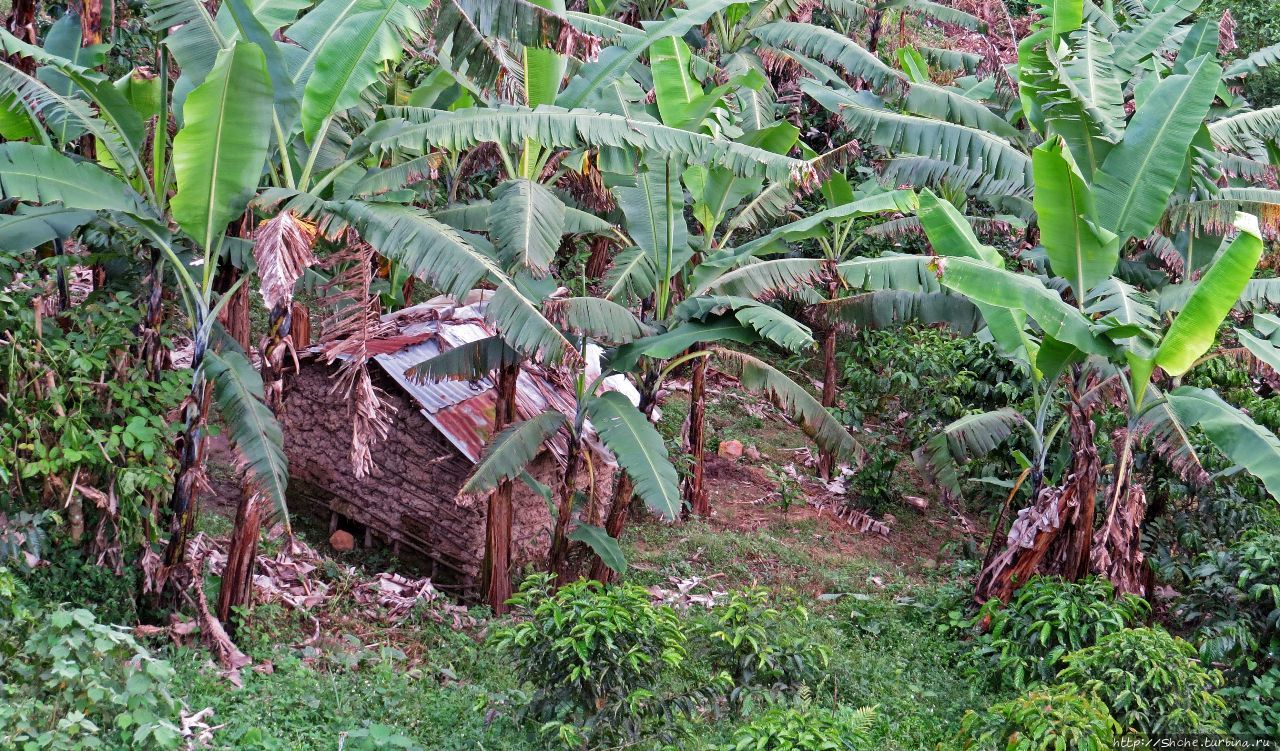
[152,511,1000,750]
[168,610,539,750]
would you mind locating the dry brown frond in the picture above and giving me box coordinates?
[254,211,318,312]
[317,236,397,478]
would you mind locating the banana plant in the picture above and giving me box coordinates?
[0,24,288,573]
[921,124,1280,602]
[796,0,1280,246]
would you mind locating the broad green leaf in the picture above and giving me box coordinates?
[694,191,917,291]
[1111,0,1204,74]
[1093,54,1221,244]
[607,317,758,374]
[489,179,565,276]
[544,296,650,344]
[814,290,984,336]
[328,200,578,363]
[677,296,813,352]
[215,0,315,36]
[457,412,566,505]
[0,142,157,222]
[934,256,1114,358]
[114,68,163,121]
[615,160,689,285]
[171,42,273,252]
[1044,0,1082,38]
[1032,137,1118,303]
[602,246,658,304]
[557,0,739,109]
[753,21,904,94]
[224,0,301,133]
[1236,329,1280,377]
[0,206,95,252]
[1166,386,1280,502]
[918,190,1031,360]
[0,29,147,177]
[432,0,592,94]
[359,105,810,183]
[918,408,1031,495]
[804,81,1032,190]
[586,391,680,520]
[36,13,107,143]
[1154,214,1264,376]
[651,35,704,129]
[146,0,227,87]
[404,336,520,382]
[713,348,864,463]
[1174,18,1217,74]
[897,46,929,82]
[299,0,425,142]
[568,524,626,573]
[0,92,37,140]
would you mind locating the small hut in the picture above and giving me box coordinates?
[283,295,624,593]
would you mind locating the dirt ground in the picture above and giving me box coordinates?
[695,454,974,573]
[201,382,981,592]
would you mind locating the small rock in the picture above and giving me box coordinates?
[329,529,355,552]
[717,439,744,459]
[882,513,898,526]
[744,445,762,461]
[904,495,930,512]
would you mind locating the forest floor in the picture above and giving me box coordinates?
[173,386,999,750]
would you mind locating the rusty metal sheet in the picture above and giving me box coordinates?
[369,301,574,465]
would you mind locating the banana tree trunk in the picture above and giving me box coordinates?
[216,490,261,625]
[1090,433,1148,596]
[78,0,102,46]
[682,355,709,517]
[4,0,37,73]
[975,401,1097,604]
[588,474,633,583]
[1056,405,1099,581]
[547,428,582,583]
[162,341,212,568]
[586,237,613,279]
[867,10,884,54]
[482,361,519,612]
[216,301,295,626]
[816,325,839,480]
[140,248,169,379]
[214,263,252,353]
[78,2,102,275]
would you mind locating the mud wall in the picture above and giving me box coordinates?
[282,362,563,590]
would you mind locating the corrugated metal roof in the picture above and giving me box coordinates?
[368,297,578,465]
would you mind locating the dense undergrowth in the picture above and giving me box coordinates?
[6,500,1279,749]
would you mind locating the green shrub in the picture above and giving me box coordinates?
[955,685,1119,751]
[0,565,35,658]
[0,606,183,750]
[22,547,143,624]
[343,724,425,750]
[491,573,720,747]
[722,704,876,751]
[975,576,1149,690]
[1218,667,1280,738]
[1177,532,1280,675]
[700,587,830,706]
[0,289,183,554]
[1057,627,1227,735]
